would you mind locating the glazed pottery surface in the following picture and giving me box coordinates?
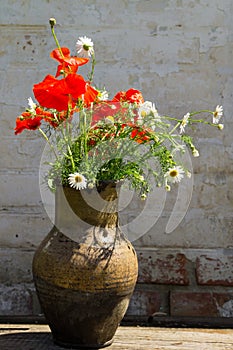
[33,182,138,348]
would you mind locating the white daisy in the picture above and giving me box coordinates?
[98,89,109,101]
[165,166,185,183]
[180,112,190,134]
[27,97,36,112]
[68,173,87,190]
[138,101,160,130]
[76,36,94,58]
[138,101,160,120]
[213,105,223,124]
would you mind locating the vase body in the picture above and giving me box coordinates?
[32,182,138,349]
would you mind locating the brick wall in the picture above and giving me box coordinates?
[127,249,233,318]
[0,0,233,321]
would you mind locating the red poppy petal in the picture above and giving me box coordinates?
[26,117,42,130]
[64,74,87,99]
[55,57,89,77]
[50,47,71,63]
[33,75,70,111]
[63,56,89,67]
[55,64,65,78]
[51,47,89,77]
[14,117,42,134]
[125,89,144,105]
[14,118,28,134]
[21,111,32,119]
[83,84,99,107]
[112,91,126,102]
[51,47,89,66]
[91,102,121,125]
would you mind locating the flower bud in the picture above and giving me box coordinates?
[141,194,147,200]
[192,149,199,157]
[49,18,56,28]
[218,123,224,130]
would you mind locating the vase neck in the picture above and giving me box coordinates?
[55,183,120,229]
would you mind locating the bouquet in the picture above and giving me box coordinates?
[14,18,223,199]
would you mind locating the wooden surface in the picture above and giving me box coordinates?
[1,324,233,349]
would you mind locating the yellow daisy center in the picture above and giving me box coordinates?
[169,169,178,177]
[74,175,83,183]
[83,44,90,51]
[141,111,147,117]
[106,116,114,122]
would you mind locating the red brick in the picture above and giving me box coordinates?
[127,289,162,316]
[170,292,233,317]
[137,250,189,285]
[196,255,233,286]
[170,292,218,317]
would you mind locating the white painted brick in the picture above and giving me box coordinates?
[131,208,233,249]
[0,211,52,248]
[0,68,46,106]
[0,138,44,170]
[0,172,41,207]
[0,248,34,284]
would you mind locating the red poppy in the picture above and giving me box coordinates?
[35,106,53,118]
[50,47,70,63]
[64,74,87,99]
[130,127,150,143]
[33,75,67,111]
[125,88,144,105]
[113,88,144,105]
[35,107,68,128]
[91,101,124,125]
[14,116,42,135]
[20,111,31,119]
[50,47,89,77]
[112,91,126,102]
[33,74,87,111]
[83,83,99,107]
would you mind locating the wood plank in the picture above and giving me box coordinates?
[1,324,233,350]
[113,327,233,349]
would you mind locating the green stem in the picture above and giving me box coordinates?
[160,115,181,122]
[38,128,59,161]
[67,144,75,171]
[80,109,88,162]
[189,109,213,116]
[60,119,75,172]
[161,110,213,124]
[50,19,64,59]
[88,52,96,83]
[169,122,179,135]
[188,118,216,126]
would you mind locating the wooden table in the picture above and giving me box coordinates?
[1,324,233,349]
